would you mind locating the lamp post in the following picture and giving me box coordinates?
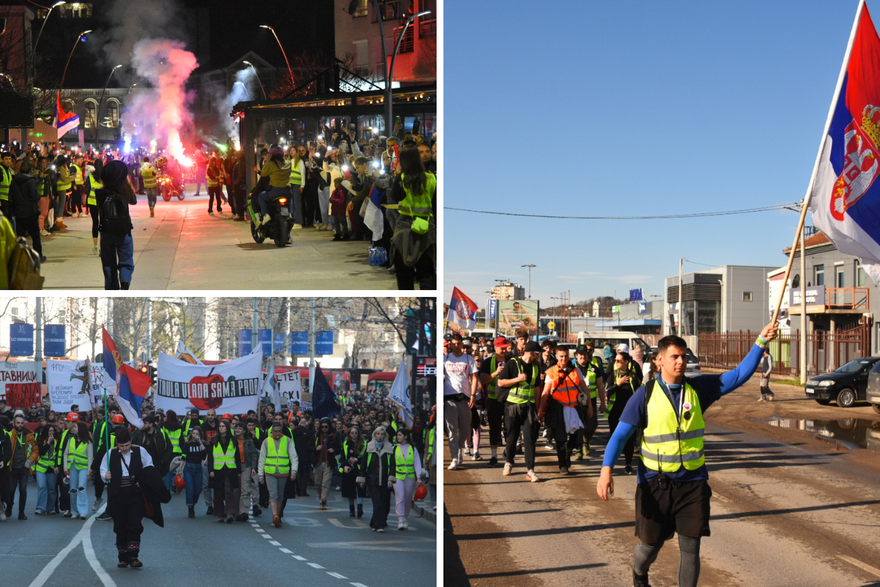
[371,2,430,135]
[234,81,251,100]
[259,25,293,83]
[95,64,122,143]
[521,264,536,299]
[58,29,92,92]
[242,60,267,99]
[30,1,65,90]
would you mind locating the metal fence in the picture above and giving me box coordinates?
[697,320,871,376]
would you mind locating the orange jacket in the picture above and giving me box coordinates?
[6,428,39,467]
[545,365,582,408]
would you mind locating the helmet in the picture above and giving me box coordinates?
[66,412,79,422]
[174,475,186,489]
[269,144,284,158]
[320,417,332,425]
[111,414,125,424]
[414,484,428,501]
[221,413,233,421]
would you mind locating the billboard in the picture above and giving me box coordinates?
[497,300,539,337]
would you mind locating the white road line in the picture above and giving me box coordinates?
[839,555,880,578]
[261,534,272,539]
[351,583,370,587]
[327,572,348,579]
[269,540,282,546]
[28,509,109,587]
[255,528,266,533]
[292,555,307,561]
[82,518,116,587]
[279,548,293,554]
[307,562,325,569]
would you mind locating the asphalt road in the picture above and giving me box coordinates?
[1,481,436,587]
[444,377,880,586]
[38,185,399,290]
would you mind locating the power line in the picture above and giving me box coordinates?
[445,202,800,220]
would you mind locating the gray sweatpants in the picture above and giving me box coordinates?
[444,395,471,463]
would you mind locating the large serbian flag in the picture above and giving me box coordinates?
[54,92,79,139]
[811,1,880,284]
[447,287,478,331]
[102,326,150,427]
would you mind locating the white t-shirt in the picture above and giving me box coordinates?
[443,352,478,397]
[99,446,154,481]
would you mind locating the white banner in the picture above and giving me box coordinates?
[89,362,116,400]
[47,360,93,412]
[175,341,205,365]
[155,350,262,415]
[0,361,41,410]
[387,358,413,429]
[276,370,303,408]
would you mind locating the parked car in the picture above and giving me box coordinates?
[862,360,880,414]
[644,347,702,378]
[805,356,880,407]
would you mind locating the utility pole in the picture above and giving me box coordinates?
[146,299,152,365]
[252,298,258,356]
[309,298,316,395]
[35,298,43,385]
[286,297,291,367]
[678,258,684,336]
[800,225,807,384]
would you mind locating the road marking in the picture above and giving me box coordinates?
[279,548,293,554]
[307,562,325,569]
[255,528,266,533]
[82,518,115,587]
[351,583,370,587]
[261,534,272,539]
[327,572,348,579]
[839,555,880,578]
[269,540,282,546]
[292,555,307,561]
[28,508,113,587]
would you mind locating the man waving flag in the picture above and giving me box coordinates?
[103,326,150,427]
[811,1,880,284]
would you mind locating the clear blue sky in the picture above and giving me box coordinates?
[444,0,872,308]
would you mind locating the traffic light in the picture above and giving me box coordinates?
[146,361,157,386]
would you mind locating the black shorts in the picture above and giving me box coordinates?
[635,477,711,543]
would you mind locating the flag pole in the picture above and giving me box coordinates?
[771,0,866,324]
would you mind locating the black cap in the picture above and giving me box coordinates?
[142,414,156,424]
[575,345,590,355]
[450,332,463,342]
[523,341,541,353]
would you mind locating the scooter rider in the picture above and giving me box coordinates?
[256,146,291,226]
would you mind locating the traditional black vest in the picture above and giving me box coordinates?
[108,447,144,497]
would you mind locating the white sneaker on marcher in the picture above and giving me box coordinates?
[92,497,103,511]
[464,447,471,456]
[526,470,540,483]
[261,214,272,226]
[40,230,50,237]
[502,463,512,476]
[448,459,459,471]
[291,224,303,230]
[398,520,405,530]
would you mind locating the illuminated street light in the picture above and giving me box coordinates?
[234,81,251,100]
[242,60,267,99]
[30,1,66,89]
[260,25,293,83]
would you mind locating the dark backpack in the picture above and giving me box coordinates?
[7,173,23,212]
[99,190,131,235]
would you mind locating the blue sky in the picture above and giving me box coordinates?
[444,0,871,308]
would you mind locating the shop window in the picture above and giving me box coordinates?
[106,99,119,128]
[742,292,753,302]
[84,100,96,129]
[815,264,824,286]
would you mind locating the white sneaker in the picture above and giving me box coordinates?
[40,230,50,237]
[526,470,540,483]
[0,510,6,521]
[291,224,303,230]
[472,451,482,461]
[447,459,459,471]
[502,462,512,476]
[464,447,471,456]
[92,497,103,511]
[398,520,405,530]
[261,215,272,226]
[402,519,408,530]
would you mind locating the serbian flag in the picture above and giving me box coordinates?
[54,92,79,139]
[363,183,385,238]
[810,1,880,284]
[102,326,150,427]
[447,287,478,331]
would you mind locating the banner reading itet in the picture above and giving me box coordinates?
[155,349,262,415]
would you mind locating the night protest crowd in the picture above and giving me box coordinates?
[0,122,436,290]
[0,386,437,562]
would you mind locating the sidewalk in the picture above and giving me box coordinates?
[37,189,400,290]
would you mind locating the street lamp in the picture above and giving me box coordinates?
[30,1,65,89]
[521,264,536,299]
[95,64,122,143]
[242,61,267,100]
[234,80,251,100]
[259,25,293,83]
[58,29,92,92]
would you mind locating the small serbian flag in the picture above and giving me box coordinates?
[54,92,79,139]
[103,326,150,428]
[447,287,478,331]
[811,2,880,284]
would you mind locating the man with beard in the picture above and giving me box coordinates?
[132,415,172,480]
[539,347,592,474]
[573,343,607,459]
[498,342,542,482]
[4,414,38,519]
[479,336,511,468]
[200,409,220,514]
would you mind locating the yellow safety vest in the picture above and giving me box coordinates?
[486,354,506,400]
[640,381,705,473]
[398,172,435,218]
[212,440,236,470]
[507,358,539,405]
[87,178,102,206]
[72,164,84,185]
[57,168,72,191]
[264,436,290,475]
[206,168,220,187]
[289,161,302,186]
[35,439,58,473]
[394,445,415,480]
[165,428,183,455]
[69,438,89,469]
[141,164,158,188]
[0,165,11,201]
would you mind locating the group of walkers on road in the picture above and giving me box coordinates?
[445,322,779,587]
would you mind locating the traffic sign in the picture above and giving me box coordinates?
[316,331,333,355]
[44,324,66,357]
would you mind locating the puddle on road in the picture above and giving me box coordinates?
[767,417,880,450]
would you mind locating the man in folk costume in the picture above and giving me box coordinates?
[100,427,169,568]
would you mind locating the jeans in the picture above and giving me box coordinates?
[69,465,89,517]
[257,186,291,216]
[100,232,134,290]
[207,186,223,212]
[444,396,472,464]
[319,186,331,226]
[5,466,29,515]
[37,470,57,512]
[145,187,157,208]
[290,184,303,222]
[184,462,202,507]
[163,469,176,493]
[54,190,67,224]
[201,461,213,508]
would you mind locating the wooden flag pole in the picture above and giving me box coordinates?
[771,0,866,325]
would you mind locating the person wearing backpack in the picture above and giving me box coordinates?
[96,160,137,290]
[11,159,45,263]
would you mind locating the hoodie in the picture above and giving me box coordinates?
[356,426,395,486]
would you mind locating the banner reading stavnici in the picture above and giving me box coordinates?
[0,362,41,409]
[155,350,262,415]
